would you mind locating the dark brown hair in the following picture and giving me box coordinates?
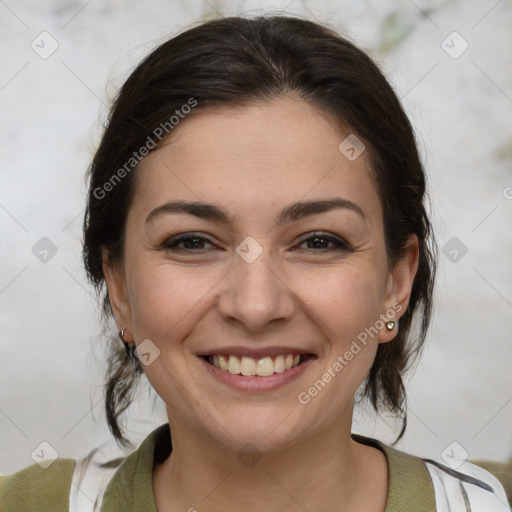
[83,15,437,446]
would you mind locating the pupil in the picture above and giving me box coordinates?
[186,238,202,249]
[310,237,326,249]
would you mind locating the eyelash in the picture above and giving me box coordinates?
[162,232,353,253]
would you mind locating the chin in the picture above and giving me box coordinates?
[202,407,305,454]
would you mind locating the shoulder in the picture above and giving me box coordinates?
[355,434,511,511]
[0,425,169,512]
[423,456,511,511]
[0,458,75,512]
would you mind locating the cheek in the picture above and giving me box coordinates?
[293,264,384,341]
[126,257,220,346]
[290,267,384,422]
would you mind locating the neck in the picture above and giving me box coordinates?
[153,412,388,512]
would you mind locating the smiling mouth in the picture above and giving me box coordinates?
[203,354,314,377]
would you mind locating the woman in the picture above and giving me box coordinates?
[0,15,509,512]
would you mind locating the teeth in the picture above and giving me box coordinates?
[256,356,274,377]
[227,355,240,374]
[240,356,256,376]
[208,354,305,377]
[218,355,228,371]
[274,355,285,373]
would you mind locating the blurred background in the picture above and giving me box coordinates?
[1,0,511,492]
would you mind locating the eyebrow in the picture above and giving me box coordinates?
[145,198,366,225]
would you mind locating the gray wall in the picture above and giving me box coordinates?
[1,0,511,475]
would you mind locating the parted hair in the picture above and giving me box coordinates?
[82,15,437,446]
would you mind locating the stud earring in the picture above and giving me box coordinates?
[386,320,396,331]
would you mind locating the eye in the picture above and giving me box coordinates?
[162,233,216,251]
[295,232,353,252]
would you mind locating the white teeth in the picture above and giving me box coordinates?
[218,355,228,371]
[274,355,285,373]
[208,354,305,376]
[227,355,241,374]
[240,356,256,376]
[256,357,274,377]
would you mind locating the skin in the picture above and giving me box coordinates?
[103,96,419,511]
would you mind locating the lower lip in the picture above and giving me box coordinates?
[198,356,316,392]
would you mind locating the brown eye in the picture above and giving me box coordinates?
[305,236,331,249]
[163,233,215,251]
[296,232,353,252]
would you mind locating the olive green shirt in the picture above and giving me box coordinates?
[0,424,436,511]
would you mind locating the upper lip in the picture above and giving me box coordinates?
[197,346,316,359]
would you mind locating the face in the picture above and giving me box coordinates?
[104,96,418,452]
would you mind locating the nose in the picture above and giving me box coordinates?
[217,248,296,332]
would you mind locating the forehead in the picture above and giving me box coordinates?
[132,97,382,226]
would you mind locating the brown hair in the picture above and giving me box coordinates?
[83,15,437,446]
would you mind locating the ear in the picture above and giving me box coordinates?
[378,234,419,343]
[102,246,134,341]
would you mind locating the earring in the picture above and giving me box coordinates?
[386,320,396,331]
[119,328,133,356]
